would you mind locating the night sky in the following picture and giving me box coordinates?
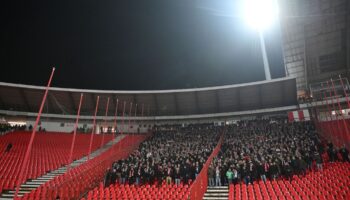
[1,0,285,90]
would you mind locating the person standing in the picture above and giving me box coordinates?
[104,168,112,187]
[174,164,181,185]
[215,166,221,186]
[135,166,141,186]
[120,166,127,184]
[110,168,117,185]
[340,145,349,162]
[232,167,238,184]
[314,151,323,171]
[243,165,250,185]
[166,165,172,185]
[128,166,135,184]
[226,168,233,185]
[208,165,215,186]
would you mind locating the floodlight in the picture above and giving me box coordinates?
[243,0,279,31]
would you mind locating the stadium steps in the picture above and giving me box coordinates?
[203,186,229,200]
[0,135,125,200]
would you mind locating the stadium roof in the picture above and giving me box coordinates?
[0,77,297,117]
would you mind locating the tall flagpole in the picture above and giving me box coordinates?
[14,67,55,199]
[110,98,119,158]
[88,96,100,160]
[101,97,110,148]
[67,93,84,172]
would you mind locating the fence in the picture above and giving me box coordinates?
[188,129,224,200]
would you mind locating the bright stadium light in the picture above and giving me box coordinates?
[243,0,279,31]
[241,0,279,80]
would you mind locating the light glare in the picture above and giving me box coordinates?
[243,0,279,31]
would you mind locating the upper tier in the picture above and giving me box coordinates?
[0,77,297,117]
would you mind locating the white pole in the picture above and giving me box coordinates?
[259,31,271,80]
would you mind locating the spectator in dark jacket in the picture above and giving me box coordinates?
[5,143,12,153]
[340,145,349,162]
[208,165,215,186]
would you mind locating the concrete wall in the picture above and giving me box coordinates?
[279,0,349,90]
[25,119,151,133]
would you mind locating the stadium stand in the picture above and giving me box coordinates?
[211,120,322,186]
[19,134,148,199]
[228,162,350,200]
[83,124,223,200]
[0,120,348,200]
[0,131,113,193]
[202,120,350,200]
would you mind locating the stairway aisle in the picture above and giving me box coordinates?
[203,186,229,200]
[0,135,125,200]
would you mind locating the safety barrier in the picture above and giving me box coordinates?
[188,129,224,200]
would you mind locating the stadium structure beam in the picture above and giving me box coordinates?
[326,81,342,146]
[88,95,100,160]
[127,102,132,133]
[121,101,126,134]
[237,87,241,111]
[113,98,119,130]
[258,85,263,108]
[100,97,110,147]
[14,67,55,199]
[173,93,179,115]
[330,79,350,146]
[134,103,138,129]
[47,93,56,114]
[114,95,119,116]
[194,91,200,114]
[0,94,4,108]
[259,31,272,80]
[68,92,77,114]
[281,81,287,106]
[153,94,158,116]
[339,75,350,109]
[90,93,97,111]
[19,89,31,112]
[132,94,137,106]
[67,93,83,172]
[215,90,221,113]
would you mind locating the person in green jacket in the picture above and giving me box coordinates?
[226,168,233,185]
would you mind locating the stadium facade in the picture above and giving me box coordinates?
[279,0,350,91]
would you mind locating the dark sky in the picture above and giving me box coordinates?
[1,0,285,90]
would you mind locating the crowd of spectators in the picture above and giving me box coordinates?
[104,124,222,187]
[208,120,350,186]
[0,123,27,135]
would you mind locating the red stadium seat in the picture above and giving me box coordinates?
[19,134,148,200]
[0,131,113,192]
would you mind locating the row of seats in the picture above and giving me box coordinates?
[20,135,148,200]
[85,183,191,200]
[0,131,113,193]
[228,162,350,200]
